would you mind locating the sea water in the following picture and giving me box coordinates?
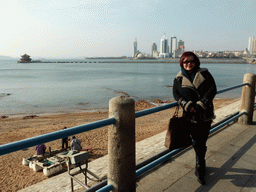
[0,59,254,116]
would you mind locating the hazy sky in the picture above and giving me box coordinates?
[1,0,255,58]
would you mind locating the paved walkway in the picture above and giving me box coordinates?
[136,116,256,192]
[19,99,256,192]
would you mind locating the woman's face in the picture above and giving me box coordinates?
[183,55,195,71]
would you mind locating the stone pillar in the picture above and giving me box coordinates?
[108,96,136,192]
[238,73,256,125]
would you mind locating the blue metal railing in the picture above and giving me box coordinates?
[0,118,115,156]
[136,83,248,118]
[216,83,247,94]
[96,184,113,192]
[0,83,248,156]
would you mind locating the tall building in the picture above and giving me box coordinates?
[254,39,256,53]
[170,36,177,58]
[133,38,138,57]
[151,43,157,57]
[159,34,169,58]
[174,40,185,57]
[248,36,255,55]
[178,40,184,48]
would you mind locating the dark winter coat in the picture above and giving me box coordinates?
[173,68,217,122]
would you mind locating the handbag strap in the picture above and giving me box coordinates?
[173,105,179,118]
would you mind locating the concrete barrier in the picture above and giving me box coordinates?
[108,96,136,192]
[238,73,256,124]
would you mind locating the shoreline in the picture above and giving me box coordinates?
[0,95,240,119]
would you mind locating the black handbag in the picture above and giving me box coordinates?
[164,106,192,150]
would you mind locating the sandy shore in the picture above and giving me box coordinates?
[0,98,237,192]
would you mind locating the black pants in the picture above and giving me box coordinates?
[189,120,212,146]
[62,138,68,149]
[190,120,212,172]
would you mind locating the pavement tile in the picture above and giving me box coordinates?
[240,174,256,192]
[136,160,192,192]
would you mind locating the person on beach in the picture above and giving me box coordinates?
[173,51,217,185]
[62,127,70,149]
[70,136,82,151]
[36,143,46,156]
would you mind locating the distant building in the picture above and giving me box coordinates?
[248,36,255,55]
[178,40,184,49]
[151,43,157,57]
[170,36,177,58]
[18,54,32,63]
[159,34,170,58]
[133,38,138,58]
[173,40,185,58]
[134,52,145,60]
[254,39,256,54]
[152,50,159,58]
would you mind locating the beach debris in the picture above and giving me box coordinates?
[77,102,89,106]
[1,115,9,119]
[23,115,38,119]
[165,85,173,87]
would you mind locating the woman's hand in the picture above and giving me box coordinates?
[180,100,196,112]
[189,107,196,113]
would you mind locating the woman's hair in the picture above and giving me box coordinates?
[179,51,200,68]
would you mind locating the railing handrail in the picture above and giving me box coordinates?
[216,83,249,94]
[135,82,249,118]
[0,83,249,156]
[0,117,116,156]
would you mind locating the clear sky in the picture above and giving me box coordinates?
[1,0,255,58]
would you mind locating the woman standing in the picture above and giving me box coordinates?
[173,51,217,185]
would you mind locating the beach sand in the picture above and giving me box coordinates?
[0,98,236,192]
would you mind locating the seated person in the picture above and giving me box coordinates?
[70,136,82,151]
[36,144,46,155]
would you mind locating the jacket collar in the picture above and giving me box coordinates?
[176,68,208,89]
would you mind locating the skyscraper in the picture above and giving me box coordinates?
[248,36,255,55]
[174,40,185,57]
[133,38,137,57]
[178,40,184,48]
[159,34,169,58]
[170,36,177,58]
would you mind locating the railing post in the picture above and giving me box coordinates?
[238,73,256,125]
[108,96,136,192]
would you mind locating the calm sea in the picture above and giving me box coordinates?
[0,59,254,116]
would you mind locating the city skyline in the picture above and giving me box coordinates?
[0,0,255,58]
